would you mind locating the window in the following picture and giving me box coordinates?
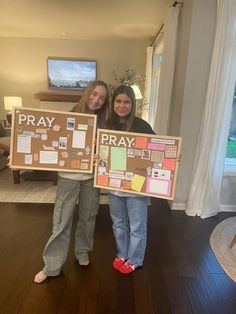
[225,86,236,173]
[148,41,163,126]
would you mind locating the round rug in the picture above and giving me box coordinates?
[210,216,236,283]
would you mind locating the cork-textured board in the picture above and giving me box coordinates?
[10,107,97,173]
[94,129,182,200]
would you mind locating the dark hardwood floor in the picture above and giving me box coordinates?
[0,198,236,314]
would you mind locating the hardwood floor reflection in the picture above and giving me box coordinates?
[0,199,236,314]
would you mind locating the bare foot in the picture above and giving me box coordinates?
[34,271,47,283]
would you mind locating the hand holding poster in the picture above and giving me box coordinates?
[94,129,182,200]
[10,107,97,173]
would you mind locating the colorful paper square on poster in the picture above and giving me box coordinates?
[109,170,125,180]
[147,143,165,150]
[151,168,171,180]
[146,178,171,196]
[109,178,121,188]
[111,147,127,171]
[141,150,151,160]
[163,158,176,170]
[25,155,32,164]
[151,151,164,162]
[39,151,58,164]
[98,175,109,186]
[123,180,131,190]
[71,160,81,168]
[17,135,31,153]
[134,149,142,156]
[135,137,148,149]
[165,145,177,158]
[99,145,109,159]
[72,130,86,148]
[80,162,89,170]
[131,174,146,192]
[127,148,134,157]
[33,153,39,161]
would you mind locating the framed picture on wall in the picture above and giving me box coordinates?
[47,57,97,90]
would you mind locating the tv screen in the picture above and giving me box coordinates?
[47,57,97,90]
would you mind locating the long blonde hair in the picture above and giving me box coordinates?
[72,80,109,128]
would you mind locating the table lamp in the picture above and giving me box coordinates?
[4,96,22,126]
[131,84,143,100]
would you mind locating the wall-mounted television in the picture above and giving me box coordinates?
[47,57,97,90]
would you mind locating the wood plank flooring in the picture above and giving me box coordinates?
[0,198,236,314]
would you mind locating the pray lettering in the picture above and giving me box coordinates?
[101,134,135,147]
[18,114,55,127]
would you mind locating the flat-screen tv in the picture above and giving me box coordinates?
[47,57,97,90]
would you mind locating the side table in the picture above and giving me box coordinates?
[4,127,11,137]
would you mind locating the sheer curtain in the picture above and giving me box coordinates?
[142,46,153,122]
[153,4,181,134]
[186,0,236,218]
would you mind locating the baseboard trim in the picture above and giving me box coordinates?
[220,205,236,212]
[169,201,186,210]
[168,203,236,213]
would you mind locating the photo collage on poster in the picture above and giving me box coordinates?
[94,129,182,200]
[10,108,96,173]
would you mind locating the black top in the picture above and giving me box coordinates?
[115,117,155,135]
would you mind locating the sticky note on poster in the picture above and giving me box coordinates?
[146,178,171,196]
[71,160,80,168]
[131,174,146,192]
[17,135,31,153]
[135,137,148,149]
[165,145,177,158]
[111,147,127,171]
[151,151,164,162]
[98,175,109,186]
[163,158,176,170]
[39,151,58,164]
[72,130,86,148]
[99,145,109,159]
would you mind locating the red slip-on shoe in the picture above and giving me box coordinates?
[118,261,137,274]
[113,257,125,270]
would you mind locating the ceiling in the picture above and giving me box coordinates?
[0,0,171,41]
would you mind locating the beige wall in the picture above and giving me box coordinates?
[0,38,148,119]
[170,0,216,208]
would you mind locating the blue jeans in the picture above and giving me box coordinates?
[109,193,148,267]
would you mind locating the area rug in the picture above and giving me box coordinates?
[0,168,109,204]
[210,216,236,283]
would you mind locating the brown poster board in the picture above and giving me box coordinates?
[94,129,182,200]
[10,107,97,173]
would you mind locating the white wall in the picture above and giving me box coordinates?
[0,38,148,119]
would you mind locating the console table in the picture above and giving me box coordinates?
[13,169,57,185]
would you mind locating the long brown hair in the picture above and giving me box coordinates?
[72,80,109,128]
[107,85,136,131]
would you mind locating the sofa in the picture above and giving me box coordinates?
[0,125,10,170]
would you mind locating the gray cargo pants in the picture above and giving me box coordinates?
[42,176,100,276]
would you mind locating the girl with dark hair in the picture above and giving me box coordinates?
[106,85,155,274]
[34,80,109,283]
